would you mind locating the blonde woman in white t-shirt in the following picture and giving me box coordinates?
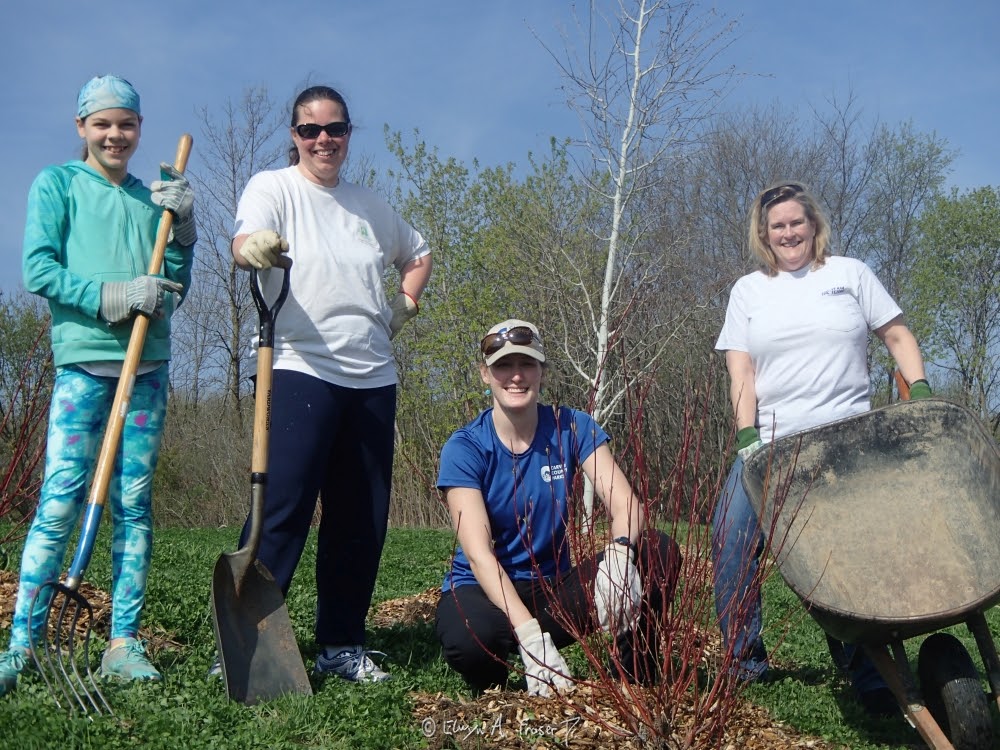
[224,85,432,685]
[712,181,930,718]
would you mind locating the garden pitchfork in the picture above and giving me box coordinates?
[27,135,192,715]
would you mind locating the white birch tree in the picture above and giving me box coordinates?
[536,0,737,513]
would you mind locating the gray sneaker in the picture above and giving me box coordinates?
[207,653,222,680]
[314,646,389,683]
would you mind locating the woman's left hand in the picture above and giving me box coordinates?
[389,291,419,339]
[594,542,642,635]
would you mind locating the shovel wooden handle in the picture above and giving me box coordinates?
[66,134,193,587]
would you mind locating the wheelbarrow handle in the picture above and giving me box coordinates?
[893,370,911,401]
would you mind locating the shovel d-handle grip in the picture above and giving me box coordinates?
[65,134,193,586]
[249,267,289,478]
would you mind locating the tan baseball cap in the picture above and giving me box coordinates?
[481,319,545,366]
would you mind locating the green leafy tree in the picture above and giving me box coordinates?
[384,130,532,523]
[908,187,1000,432]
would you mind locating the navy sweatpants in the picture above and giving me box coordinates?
[240,369,396,646]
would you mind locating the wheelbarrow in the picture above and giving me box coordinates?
[742,399,1000,750]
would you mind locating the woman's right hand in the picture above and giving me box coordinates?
[514,618,574,697]
[239,230,291,270]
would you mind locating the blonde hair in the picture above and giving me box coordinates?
[748,182,831,275]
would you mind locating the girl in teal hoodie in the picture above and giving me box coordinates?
[1,75,196,695]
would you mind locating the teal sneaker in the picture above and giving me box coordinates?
[0,649,28,697]
[101,639,162,682]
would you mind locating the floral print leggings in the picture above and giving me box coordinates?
[8,364,168,651]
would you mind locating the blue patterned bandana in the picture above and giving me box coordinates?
[77,75,141,119]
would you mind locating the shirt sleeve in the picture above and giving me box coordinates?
[437,431,486,491]
[569,409,610,465]
[233,172,283,237]
[855,260,902,330]
[22,167,102,318]
[715,277,750,352]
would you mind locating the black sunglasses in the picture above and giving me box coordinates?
[295,121,351,140]
[760,183,804,208]
[480,326,540,357]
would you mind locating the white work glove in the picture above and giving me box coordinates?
[388,291,419,339]
[239,230,291,270]
[101,276,184,324]
[514,618,574,697]
[594,542,642,635]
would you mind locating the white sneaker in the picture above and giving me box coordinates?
[315,646,390,683]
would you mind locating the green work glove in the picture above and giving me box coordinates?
[736,426,763,461]
[909,379,932,400]
[388,291,418,339]
[101,276,184,324]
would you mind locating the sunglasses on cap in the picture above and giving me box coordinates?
[760,183,805,209]
[480,326,541,357]
[295,121,351,140]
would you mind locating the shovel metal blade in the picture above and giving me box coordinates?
[210,552,312,704]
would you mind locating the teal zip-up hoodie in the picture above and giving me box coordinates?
[22,161,193,367]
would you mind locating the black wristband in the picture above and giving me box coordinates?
[612,536,637,562]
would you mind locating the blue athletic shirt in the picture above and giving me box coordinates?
[437,404,609,591]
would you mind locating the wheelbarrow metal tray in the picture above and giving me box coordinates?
[742,399,1000,644]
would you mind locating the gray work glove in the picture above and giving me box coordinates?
[151,163,197,247]
[594,542,642,635]
[101,276,184,324]
[150,163,194,220]
[388,291,419,339]
[514,618,574,697]
[239,230,291,270]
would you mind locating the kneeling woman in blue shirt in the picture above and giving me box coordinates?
[435,319,681,696]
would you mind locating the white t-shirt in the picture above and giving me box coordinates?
[715,256,901,442]
[234,167,429,388]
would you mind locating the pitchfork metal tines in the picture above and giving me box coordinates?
[28,578,112,716]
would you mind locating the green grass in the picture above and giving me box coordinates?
[0,525,997,748]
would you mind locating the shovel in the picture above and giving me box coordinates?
[210,266,312,704]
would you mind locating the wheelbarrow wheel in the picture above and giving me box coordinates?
[917,633,993,750]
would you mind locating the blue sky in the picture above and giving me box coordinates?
[2,0,997,294]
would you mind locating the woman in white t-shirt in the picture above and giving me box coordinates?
[226,85,432,684]
[712,181,931,717]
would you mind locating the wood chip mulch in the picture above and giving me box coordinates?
[371,589,842,750]
[2,572,842,748]
[0,569,181,656]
